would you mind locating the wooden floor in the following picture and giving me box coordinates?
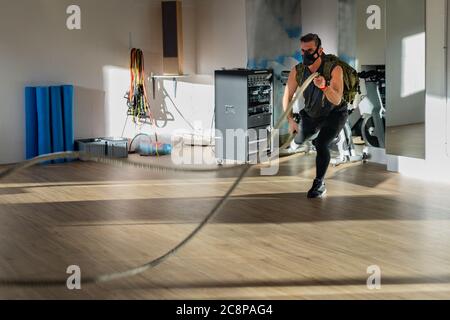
[1,150,450,299]
[386,123,426,159]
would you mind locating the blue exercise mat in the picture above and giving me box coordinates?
[25,84,75,164]
[36,87,52,162]
[62,85,74,154]
[25,87,38,160]
[50,86,65,164]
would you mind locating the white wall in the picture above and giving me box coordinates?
[386,0,426,127]
[426,0,447,164]
[0,0,164,164]
[302,0,339,55]
[195,0,248,76]
[337,0,386,68]
[448,0,450,161]
[356,0,386,68]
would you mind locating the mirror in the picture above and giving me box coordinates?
[385,0,426,159]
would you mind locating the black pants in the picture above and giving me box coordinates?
[294,109,349,180]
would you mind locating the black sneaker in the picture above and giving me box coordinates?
[307,179,327,199]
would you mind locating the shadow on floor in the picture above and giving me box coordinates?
[116,274,450,290]
[1,274,449,292]
[328,163,391,188]
[0,191,448,227]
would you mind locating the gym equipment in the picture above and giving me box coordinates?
[62,86,75,154]
[330,121,369,166]
[128,133,171,157]
[357,67,386,149]
[25,85,75,162]
[280,70,290,86]
[215,69,274,164]
[138,142,172,157]
[180,132,213,147]
[75,138,128,159]
[328,67,387,163]
[25,87,38,160]
[50,87,65,164]
[0,73,318,288]
[36,87,52,159]
[125,48,154,124]
[288,114,368,166]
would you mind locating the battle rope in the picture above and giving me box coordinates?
[0,73,319,287]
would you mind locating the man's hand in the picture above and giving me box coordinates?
[321,66,344,106]
[288,117,299,135]
[313,76,326,89]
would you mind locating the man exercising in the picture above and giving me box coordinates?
[283,33,349,199]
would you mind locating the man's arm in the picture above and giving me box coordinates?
[313,66,344,106]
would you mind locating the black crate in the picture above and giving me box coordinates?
[75,138,128,159]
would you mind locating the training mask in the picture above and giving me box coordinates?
[302,47,320,66]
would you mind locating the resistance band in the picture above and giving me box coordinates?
[127,48,154,125]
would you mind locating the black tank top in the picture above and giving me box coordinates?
[302,62,347,118]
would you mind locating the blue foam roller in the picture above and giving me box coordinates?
[36,87,52,163]
[50,86,65,164]
[25,87,38,160]
[62,85,74,156]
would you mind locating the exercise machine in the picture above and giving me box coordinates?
[215,69,274,164]
[354,66,386,149]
